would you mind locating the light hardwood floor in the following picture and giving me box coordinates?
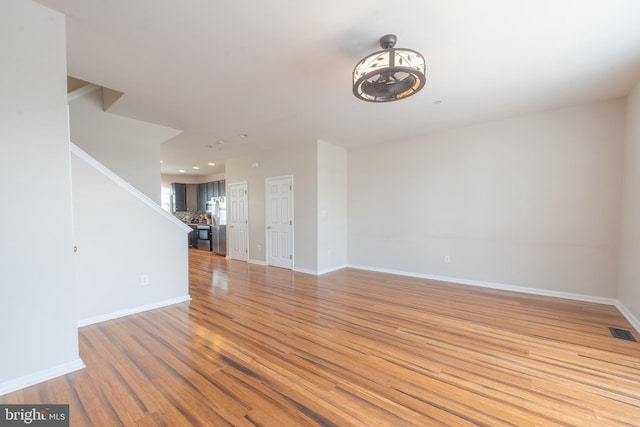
[2,249,640,426]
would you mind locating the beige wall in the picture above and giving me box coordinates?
[0,0,81,393]
[317,141,348,273]
[72,149,190,324]
[69,88,181,203]
[348,99,626,297]
[618,82,640,322]
[225,140,347,274]
[225,142,318,272]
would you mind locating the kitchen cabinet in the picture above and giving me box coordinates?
[174,180,226,212]
[197,183,208,212]
[172,183,198,212]
[172,183,187,212]
[186,184,198,212]
[198,182,219,211]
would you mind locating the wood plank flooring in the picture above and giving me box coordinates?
[2,249,640,425]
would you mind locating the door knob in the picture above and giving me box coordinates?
[266,226,272,229]
[229,225,234,228]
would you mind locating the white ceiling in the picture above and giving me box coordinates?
[36,0,640,176]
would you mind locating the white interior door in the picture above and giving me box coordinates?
[265,176,293,269]
[227,182,248,261]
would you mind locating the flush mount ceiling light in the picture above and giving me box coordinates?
[353,34,426,102]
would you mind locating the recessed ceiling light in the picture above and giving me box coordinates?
[434,100,443,105]
[216,140,225,145]
[192,166,200,170]
[239,133,248,138]
[208,162,216,166]
[179,169,186,173]
[160,160,164,163]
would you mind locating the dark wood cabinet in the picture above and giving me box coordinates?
[198,182,218,211]
[173,179,226,212]
[186,184,198,211]
[172,183,198,212]
[197,183,208,212]
[172,183,187,212]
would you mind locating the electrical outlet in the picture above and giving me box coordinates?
[444,256,452,264]
[140,274,149,285]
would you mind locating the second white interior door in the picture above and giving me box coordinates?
[265,175,293,269]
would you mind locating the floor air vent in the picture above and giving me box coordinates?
[608,327,637,342]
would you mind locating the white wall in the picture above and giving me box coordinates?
[348,99,626,298]
[225,143,318,272]
[618,82,640,322]
[71,147,191,324]
[69,88,181,203]
[0,0,82,394]
[317,141,348,273]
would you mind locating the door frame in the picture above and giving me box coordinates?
[265,175,294,269]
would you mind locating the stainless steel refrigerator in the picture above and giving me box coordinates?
[212,197,227,256]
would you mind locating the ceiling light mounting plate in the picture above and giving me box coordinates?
[379,34,397,49]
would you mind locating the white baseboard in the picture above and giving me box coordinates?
[346,264,640,333]
[316,264,349,275]
[246,261,346,276]
[347,264,618,305]
[77,295,191,327]
[614,301,640,333]
[0,358,85,397]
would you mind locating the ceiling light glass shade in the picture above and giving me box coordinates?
[353,34,426,102]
